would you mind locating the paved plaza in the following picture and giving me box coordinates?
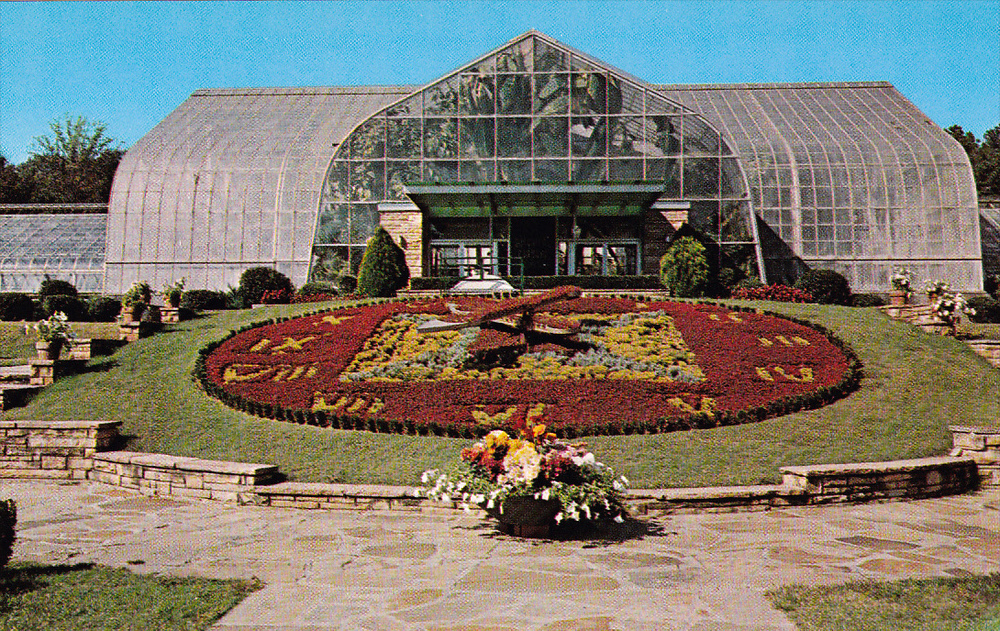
[5,480,1000,630]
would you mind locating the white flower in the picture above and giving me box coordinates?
[613,514,624,523]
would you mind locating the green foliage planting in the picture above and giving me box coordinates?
[238,267,293,305]
[338,275,358,294]
[850,293,887,308]
[0,563,260,630]
[769,573,1000,631]
[87,295,122,322]
[40,295,88,321]
[121,282,152,308]
[795,268,852,305]
[357,227,410,298]
[297,281,340,297]
[968,295,1000,323]
[0,499,15,570]
[0,293,35,321]
[37,278,77,298]
[180,289,229,312]
[659,237,709,297]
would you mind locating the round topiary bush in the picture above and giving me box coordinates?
[659,236,709,298]
[37,277,78,298]
[87,295,123,322]
[0,292,36,321]
[850,293,887,308]
[357,228,410,298]
[794,268,852,305]
[41,294,89,321]
[238,267,293,305]
[0,498,15,571]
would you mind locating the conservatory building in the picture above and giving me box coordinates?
[3,31,987,294]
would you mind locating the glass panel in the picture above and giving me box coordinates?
[609,159,643,181]
[386,161,421,199]
[645,90,684,116]
[720,158,744,198]
[386,119,422,158]
[424,161,458,182]
[533,73,568,115]
[572,159,607,181]
[349,119,385,159]
[460,161,495,181]
[495,40,532,73]
[683,118,720,155]
[571,70,607,115]
[460,118,495,158]
[684,157,720,197]
[425,75,460,115]
[497,160,531,182]
[349,161,384,201]
[349,204,379,244]
[532,117,569,157]
[535,159,569,181]
[496,74,532,115]
[571,116,608,157]
[646,115,681,157]
[424,118,458,159]
[497,118,531,157]
[647,158,681,196]
[459,73,495,115]
[315,205,350,244]
[386,94,422,117]
[609,117,644,157]
[533,39,567,71]
[720,201,752,242]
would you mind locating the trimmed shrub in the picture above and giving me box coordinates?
[238,267,293,305]
[0,292,35,321]
[795,269,852,305]
[180,289,229,311]
[659,236,709,298]
[0,498,14,570]
[968,295,1000,323]
[298,281,339,297]
[338,275,358,294]
[87,295,122,322]
[41,294,89,321]
[357,228,410,298]
[37,277,78,298]
[850,293,887,308]
[986,274,1000,300]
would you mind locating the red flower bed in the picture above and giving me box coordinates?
[197,296,860,437]
[732,284,814,303]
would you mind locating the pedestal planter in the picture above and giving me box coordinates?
[488,497,561,538]
[35,339,64,360]
[888,290,909,307]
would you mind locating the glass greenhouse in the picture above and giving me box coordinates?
[5,31,987,294]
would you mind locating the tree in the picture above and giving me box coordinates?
[659,236,709,297]
[946,124,979,157]
[0,155,26,203]
[976,124,1000,198]
[20,115,124,203]
[357,228,410,298]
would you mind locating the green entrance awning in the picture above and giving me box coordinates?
[404,182,666,218]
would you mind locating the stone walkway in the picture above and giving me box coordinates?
[5,480,1000,630]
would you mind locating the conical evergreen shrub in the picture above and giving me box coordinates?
[357,227,410,298]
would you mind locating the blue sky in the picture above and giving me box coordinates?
[2,0,998,164]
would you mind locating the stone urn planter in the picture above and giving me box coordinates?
[888,290,909,306]
[488,497,562,538]
[35,339,64,360]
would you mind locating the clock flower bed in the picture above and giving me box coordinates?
[195,294,860,437]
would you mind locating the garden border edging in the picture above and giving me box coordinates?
[1,420,987,514]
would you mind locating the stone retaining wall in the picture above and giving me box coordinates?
[779,456,978,502]
[950,425,1000,487]
[0,420,121,479]
[966,339,1000,368]
[90,451,278,502]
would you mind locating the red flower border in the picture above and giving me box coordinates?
[194,296,862,437]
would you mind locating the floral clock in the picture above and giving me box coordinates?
[197,290,860,437]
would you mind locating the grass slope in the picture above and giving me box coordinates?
[2,301,998,487]
[0,562,259,630]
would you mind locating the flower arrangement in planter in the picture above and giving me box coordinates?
[889,268,914,305]
[931,290,975,334]
[420,412,630,537]
[161,278,185,308]
[121,281,153,322]
[33,311,76,359]
[924,279,950,301]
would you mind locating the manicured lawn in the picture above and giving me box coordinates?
[0,562,260,630]
[0,322,120,366]
[1,300,998,488]
[768,574,1000,631]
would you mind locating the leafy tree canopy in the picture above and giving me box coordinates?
[1,115,124,204]
[947,123,1000,198]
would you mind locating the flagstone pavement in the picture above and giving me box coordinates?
[5,480,999,630]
